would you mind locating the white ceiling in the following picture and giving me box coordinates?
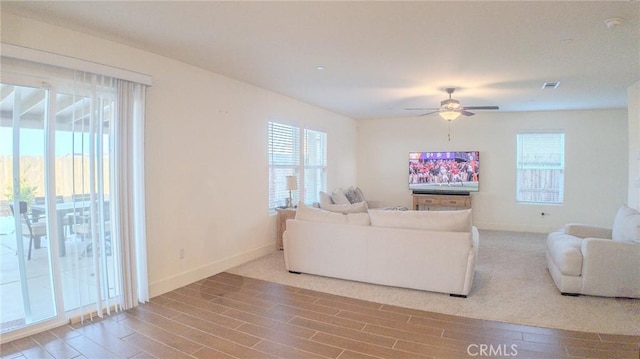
[2,1,639,120]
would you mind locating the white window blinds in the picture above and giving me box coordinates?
[516,132,565,204]
[268,122,300,209]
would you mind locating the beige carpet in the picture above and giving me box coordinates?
[228,230,640,335]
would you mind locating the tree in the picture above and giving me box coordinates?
[4,175,38,210]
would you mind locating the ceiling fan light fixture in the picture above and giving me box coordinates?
[439,110,461,121]
[406,87,497,121]
[441,98,461,109]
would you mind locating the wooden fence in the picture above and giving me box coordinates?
[0,155,110,216]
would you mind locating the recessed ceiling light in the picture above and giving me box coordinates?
[605,17,624,29]
[316,65,326,71]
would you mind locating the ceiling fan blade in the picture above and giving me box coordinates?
[406,107,439,111]
[418,110,440,117]
[460,110,475,116]
[463,106,499,110]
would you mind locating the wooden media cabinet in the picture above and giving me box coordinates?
[412,193,471,211]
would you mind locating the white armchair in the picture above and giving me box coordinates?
[546,205,640,298]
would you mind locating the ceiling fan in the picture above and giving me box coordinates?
[406,88,499,120]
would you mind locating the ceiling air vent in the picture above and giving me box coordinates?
[541,82,560,89]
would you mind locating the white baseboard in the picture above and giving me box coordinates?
[148,243,274,298]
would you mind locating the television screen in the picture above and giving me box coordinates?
[409,151,480,194]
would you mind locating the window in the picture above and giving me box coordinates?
[516,132,565,204]
[304,129,327,204]
[268,122,326,210]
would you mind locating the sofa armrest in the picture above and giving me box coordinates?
[580,238,640,297]
[471,226,480,256]
[564,223,612,239]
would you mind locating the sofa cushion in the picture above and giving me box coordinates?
[346,212,371,226]
[611,204,640,244]
[295,202,370,226]
[321,201,368,214]
[368,209,472,232]
[547,230,584,276]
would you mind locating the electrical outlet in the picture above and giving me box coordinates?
[179,248,184,259]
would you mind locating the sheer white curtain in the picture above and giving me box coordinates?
[71,72,117,320]
[115,80,148,308]
[65,72,148,321]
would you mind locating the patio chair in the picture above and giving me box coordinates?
[74,214,111,258]
[64,194,92,236]
[9,201,47,260]
[74,225,111,258]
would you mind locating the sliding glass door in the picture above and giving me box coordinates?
[0,84,58,331]
[1,74,120,336]
[0,51,148,342]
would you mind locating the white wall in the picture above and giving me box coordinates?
[628,81,640,210]
[357,109,628,232]
[1,13,358,297]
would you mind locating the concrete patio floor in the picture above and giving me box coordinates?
[0,217,116,333]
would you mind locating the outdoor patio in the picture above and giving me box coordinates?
[0,216,116,333]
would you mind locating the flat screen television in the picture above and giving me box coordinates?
[409,151,480,195]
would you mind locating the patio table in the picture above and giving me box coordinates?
[31,200,108,257]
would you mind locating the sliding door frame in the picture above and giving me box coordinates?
[1,74,68,343]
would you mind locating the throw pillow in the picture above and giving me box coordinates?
[380,205,409,211]
[343,186,366,204]
[332,190,351,205]
[319,191,334,208]
[611,204,640,244]
[368,209,472,232]
[321,201,368,214]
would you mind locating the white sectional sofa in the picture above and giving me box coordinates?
[546,204,640,298]
[283,203,479,297]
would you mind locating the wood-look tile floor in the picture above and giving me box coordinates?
[2,272,639,359]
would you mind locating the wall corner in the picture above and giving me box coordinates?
[628,81,640,210]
